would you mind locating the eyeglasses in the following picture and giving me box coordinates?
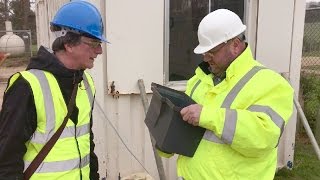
[81,40,102,48]
[204,42,228,57]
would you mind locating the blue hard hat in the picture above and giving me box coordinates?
[51,0,107,42]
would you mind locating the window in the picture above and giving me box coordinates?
[165,0,246,82]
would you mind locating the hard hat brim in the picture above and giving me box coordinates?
[193,45,214,55]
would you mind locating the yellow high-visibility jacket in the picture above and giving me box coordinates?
[7,70,95,179]
[159,46,294,180]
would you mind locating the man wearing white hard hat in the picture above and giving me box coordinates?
[160,9,294,179]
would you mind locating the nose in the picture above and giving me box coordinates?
[95,45,103,55]
[203,53,212,62]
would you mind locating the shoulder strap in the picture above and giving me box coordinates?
[24,83,78,180]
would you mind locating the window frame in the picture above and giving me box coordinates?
[163,0,258,89]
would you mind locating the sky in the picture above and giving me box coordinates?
[306,0,320,2]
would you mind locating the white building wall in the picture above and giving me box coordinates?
[255,0,295,73]
[35,0,305,179]
[255,0,305,169]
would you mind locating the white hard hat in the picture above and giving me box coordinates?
[194,9,246,54]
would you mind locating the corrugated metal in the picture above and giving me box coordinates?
[35,0,69,48]
[97,94,177,179]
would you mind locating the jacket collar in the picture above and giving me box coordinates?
[195,45,258,84]
[225,45,257,81]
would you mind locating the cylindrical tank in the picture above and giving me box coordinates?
[0,21,25,56]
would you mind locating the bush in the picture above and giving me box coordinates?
[300,74,320,131]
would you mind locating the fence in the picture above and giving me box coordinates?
[0,30,33,58]
[300,7,320,138]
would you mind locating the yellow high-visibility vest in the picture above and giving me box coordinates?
[159,47,294,180]
[7,70,95,179]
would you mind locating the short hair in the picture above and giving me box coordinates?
[51,25,82,52]
[236,33,246,42]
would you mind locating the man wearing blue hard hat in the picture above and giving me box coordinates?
[0,1,107,179]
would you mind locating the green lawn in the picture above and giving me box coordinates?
[274,133,320,180]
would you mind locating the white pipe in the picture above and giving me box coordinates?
[294,96,320,160]
[282,73,320,160]
[5,21,13,35]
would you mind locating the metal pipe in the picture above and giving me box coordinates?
[138,79,166,180]
[294,96,320,160]
[282,73,320,160]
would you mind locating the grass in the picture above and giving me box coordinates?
[274,133,320,180]
[31,44,38,56]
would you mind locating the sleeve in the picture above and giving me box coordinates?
[0,77,36,180]
[198,73,294,158]
[90,103,100,180]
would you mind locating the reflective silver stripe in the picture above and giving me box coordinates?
[28,70,90,144]
[24,70,91,173]
[248,105,285,130]
[203,130,225,144]
[204,66,265,144]
[190,80,201,98]
[221,109,237,144]
[221,66,266,108]
[28,69,56,134]
[203,110,237,144]
[248,105,285,146]
[82,74,94,108]
[24,154,90,173]
[31,123,90,144]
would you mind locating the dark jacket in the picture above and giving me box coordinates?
[0,46,99,180]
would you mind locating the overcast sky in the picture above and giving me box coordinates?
[306,0,320,2]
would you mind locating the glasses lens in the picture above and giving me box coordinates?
[82,40,101,48]
[91,41,101,48]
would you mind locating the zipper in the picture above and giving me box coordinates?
[75,125,83,179]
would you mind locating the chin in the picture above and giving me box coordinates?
[85,63,94,69]
[86,66,94,69]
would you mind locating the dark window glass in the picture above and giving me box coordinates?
[168,0,244,81]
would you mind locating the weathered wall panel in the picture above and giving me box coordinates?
[256,0,294,73]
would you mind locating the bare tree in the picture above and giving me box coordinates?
[22,0,30,30]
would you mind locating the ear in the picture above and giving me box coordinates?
[230,38,242,55]
[64,43,73,53]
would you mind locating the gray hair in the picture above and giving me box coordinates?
[50,25,82,52]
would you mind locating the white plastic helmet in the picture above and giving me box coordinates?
[194,9,246,54]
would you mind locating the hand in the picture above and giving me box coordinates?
[0,52,10,66]
[180,104,202,126]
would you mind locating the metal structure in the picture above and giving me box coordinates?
[0,30,33,57]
